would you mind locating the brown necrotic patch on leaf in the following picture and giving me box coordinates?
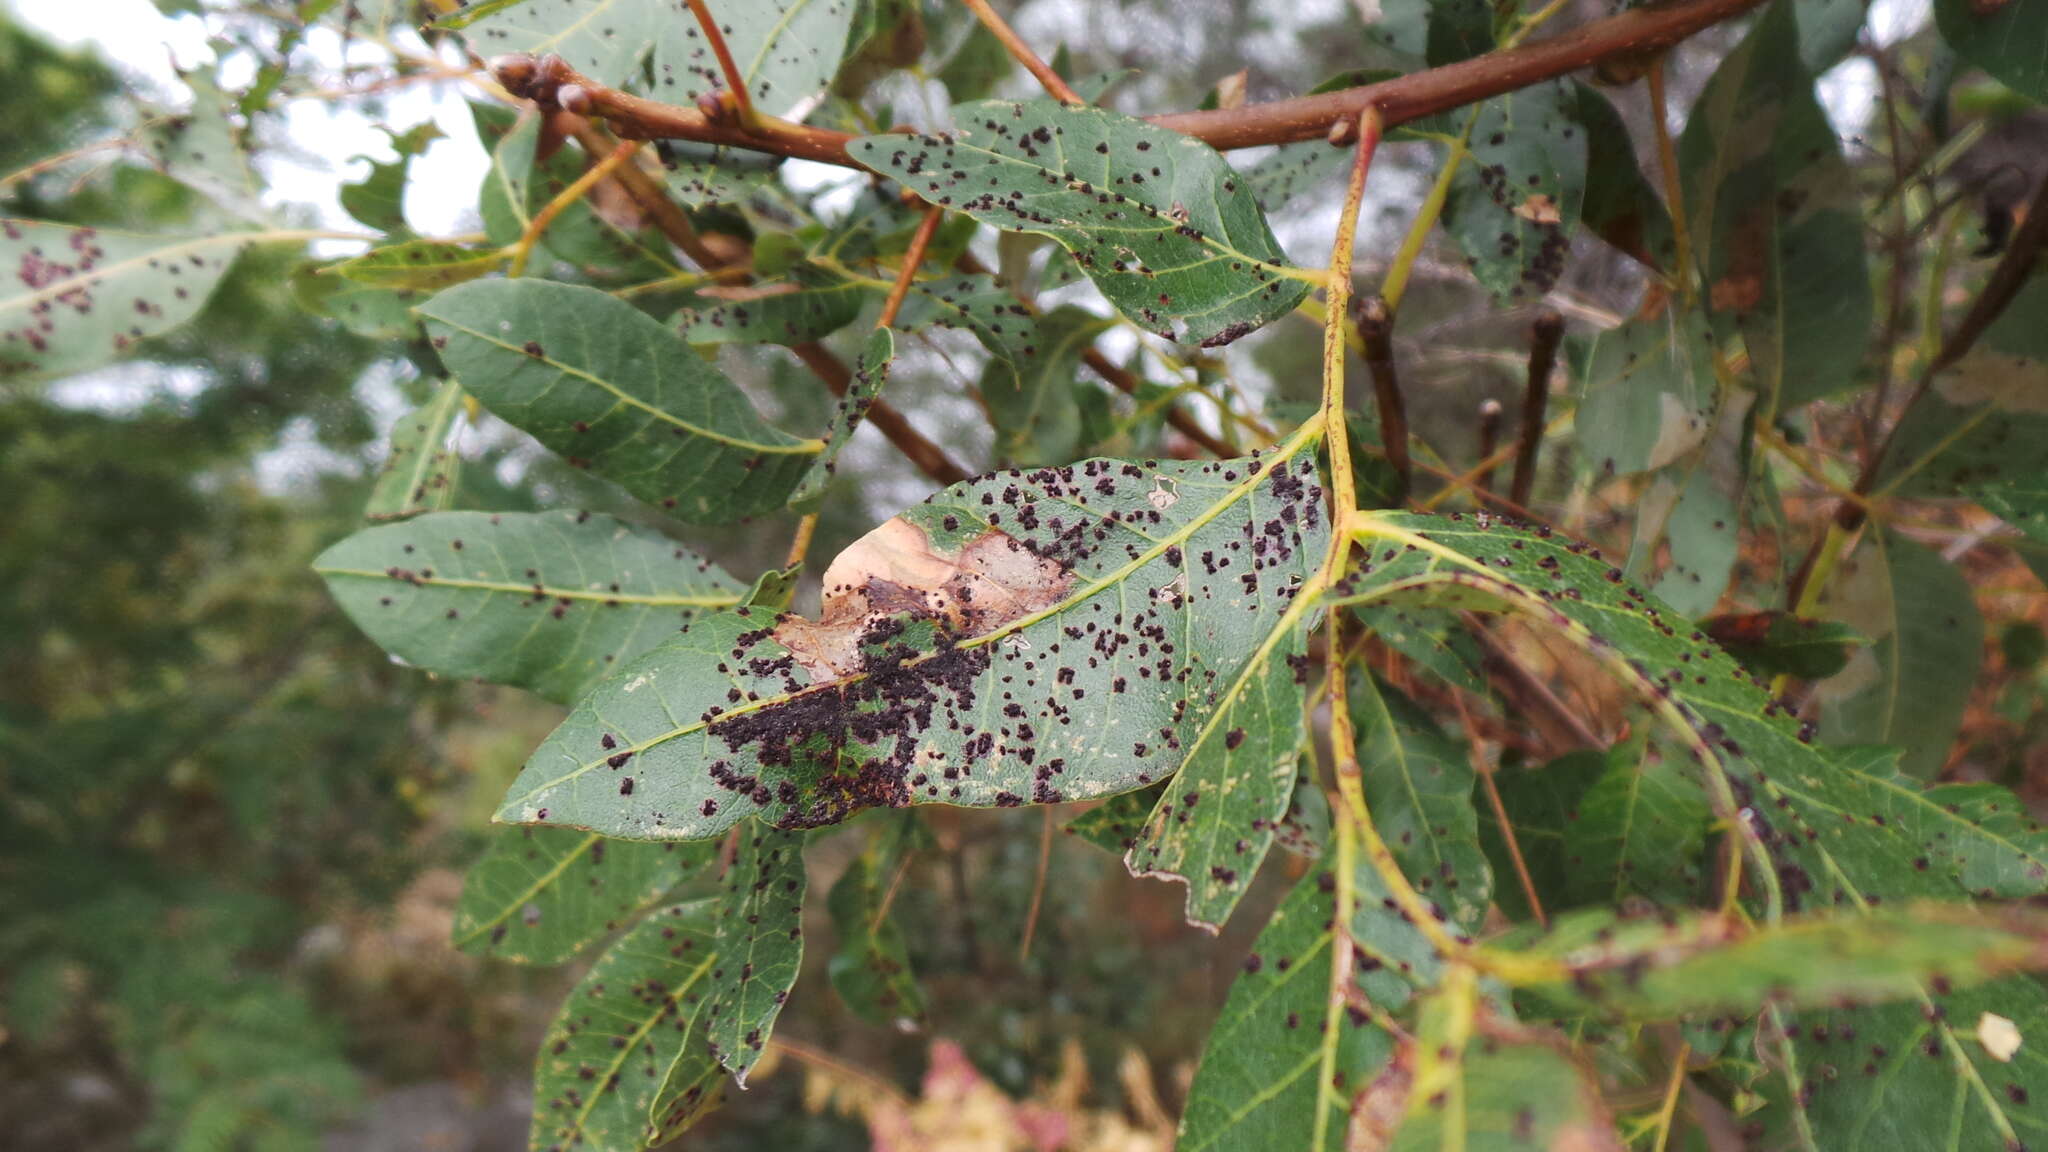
[774,517,1074,681]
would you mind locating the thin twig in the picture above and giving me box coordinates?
[878,205,943,329]
[1017,805,1055,963]
[789,342,971,483]
[489,0,1765,164]
[1646,62,1694,304]
[1509,307,1563,507]
[508,138,639,276]
[1356,296,1411,503]
[1452,691,1546,929]
[784,512,819,568]
[961,0,1083,104]
[682,0,759,127]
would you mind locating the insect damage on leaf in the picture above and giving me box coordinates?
[774,516,1074,681]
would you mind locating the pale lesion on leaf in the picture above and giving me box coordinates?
[772,516,1075,680]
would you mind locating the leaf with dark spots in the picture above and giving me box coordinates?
[850,101,1310,346]
[673,272,868,347]
[1560,736,1714,908]
[1363,0,1495,66]
[1437,79,1587,303]
[494,448,1328,933]
[329,240,506,292]
[289,257,421,340]
[0,219,257,383]
[1703,610,1864,680]
[1820,529,1982,779]
[1679,0,1871,409]
[454,0,855,120]
[1573,306,1721,479]
[454,827,718,965]
[1507,903,2048,1019]
[1235,69,1399,216]
[528,901,725,1151]
[364,379,464,522]
[698,825,806,1085]
[790,328,892,512]
[1349,672,1493,931]
[1067,783,1168,854]
[1177,865,1398,1152]
[418,278,820,523]
[1334,510,2048,1146]
[136,67,265,221]
[316,510,746,706]
[826,813,927,1028]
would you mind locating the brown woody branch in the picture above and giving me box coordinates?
[491,0,1765,166]
[1509,307,1563,508]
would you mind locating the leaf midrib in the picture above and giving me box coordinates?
[314,566,741,608]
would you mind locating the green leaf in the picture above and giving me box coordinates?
[1475,750,1610,922]
[1350,604,1488,695]
[495,447,1327,930]
[314,510,746,706]
[851,101,1310,346]
[290,258,422,339]
[454,827,717,965]
[791,327,892,511]
[1565,737,1714,908]
[137,69,265,221]
[478,111,679,281]
[329,240,505,291]
[1821,529,1983,778]
[1679,0,1871,409]
[1438,78,1587,303]
[1363,0,1494,65]
[458,0,854,117]
[338,122,442,234]
[1937,0,2048,104]
[1571,82,1674,269]
[699,824,806,1084]
[978,305,1108,465]
[1378,980,1624,1151]
[672,275,867,346]
[1795,0,1871,70]
[741,565,802,613]
[1064,784,1165,854]
[1350,672,1493,930]
[1336,510,2048,1143]
[0,220,255,383]
[1511,903,2048,1018]
[1878,277,2048,501]
[1237,69,1399,216]
[529,901,725,1151]
[364,379,464,522]
[1176,865,1398,1152]
[1702,610,1864,680]
[418,278,821,523]
[826,816,925,1028]
[654,141,787,210]
[1573,307,1721,478]
[1641,389,1752,617]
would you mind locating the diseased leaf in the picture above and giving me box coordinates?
[1511,903,2048,1018]
[1566,738,1714,908]
[418,278,821,523]
[1438,78,1587,303]
[1350,672,1492,930]
[365,379,463,522]
[698,825,806,1084]
[1176,864,1405,1152]
[1680,0,1871,410]
[528,901,724,1151]
[1821,529,1983,778]
[1643,388,1752,617]
[791,327,892,511]
[1,220,255,383]
[1702,610,1864,680]
[1574,307,1721,478]
[1878,277,2048,501]
[477,110,679,282]
[673,274,867,346]
[315,510,746,706]
[1936,0,2048,104]
[1064,783,1165,855]
[1363,0,1494,66]
[1334,512,2048,1146]
[457,0,854,118]
[826,815,925,1028]
[494,448,1328,931]
[851,101,1310,346]
[454,828,717,965]
[137,69,265,221]
[1475,750,1610,922]
[329,240,505,291]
